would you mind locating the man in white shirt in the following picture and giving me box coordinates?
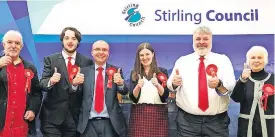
[167,26,236,137]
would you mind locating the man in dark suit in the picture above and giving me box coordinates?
[40,27,93,137]
[77,40,128,137]
[0,30,42,136]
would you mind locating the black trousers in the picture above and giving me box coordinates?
[177,108,230,137]
[80,118,119,137]
[40,111,78,137]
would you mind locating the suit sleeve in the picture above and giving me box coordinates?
[40,56,53,92]
[230,79,246,103]
[27,65,42,115]
[129,71,141,103]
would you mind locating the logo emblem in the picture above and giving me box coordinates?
[122,4,145,27]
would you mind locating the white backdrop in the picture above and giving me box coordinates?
[33,0,275,35]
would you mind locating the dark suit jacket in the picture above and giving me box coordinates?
[0,59,42,135]
[129,67,170,103]
[77,63,128,136]
[39,52,93,125]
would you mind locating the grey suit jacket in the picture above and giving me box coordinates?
[77,63,128,136]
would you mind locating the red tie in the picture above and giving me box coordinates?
[67,57,73,83]
[94,67,104,113]
[198,57,209,111]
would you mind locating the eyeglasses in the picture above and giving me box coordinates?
[93,48,109,52]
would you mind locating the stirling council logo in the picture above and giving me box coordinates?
[122,4,145,27]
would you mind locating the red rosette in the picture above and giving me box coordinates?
[206,64,218,77]
[157,72,167,88]
[106,67,116,89]
[262,84,274,96]
[69,65,79,82]
[260,84,274,111]
[24,69,34,93]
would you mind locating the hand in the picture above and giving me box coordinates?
[241,63,251,80]
[0,56,12,68]
[72,67,84,86]
[136,74,144,89]
[50,67,61,86]
[113,68,124,86]
[24,110,35,121]
[151,73,160,87]
[208,76,220,89]
[172,69,182,87]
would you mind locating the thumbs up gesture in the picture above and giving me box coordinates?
[151,73,160,87]
[50,67,61,86]
[113,68,124,86]
[172,69,182,87]
[241,63,251,80]
[137,74,144,89]
[72,67,85,86]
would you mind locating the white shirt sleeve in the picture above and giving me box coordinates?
[219,54,236,93]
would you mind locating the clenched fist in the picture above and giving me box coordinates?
[241,63,251,80]
[72,67,84,86]
[172,69,182,87]
[50,67,61,86]
[113,68,124,86]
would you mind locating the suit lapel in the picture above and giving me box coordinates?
[57,53,70,85]
[0,67,8,92]
[104,63,110,96]
[75,53,81,67]
[89,65,95,101]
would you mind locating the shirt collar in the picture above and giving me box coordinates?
[62,50,76,60]
[194,52,212,61]
[95,63,107,71]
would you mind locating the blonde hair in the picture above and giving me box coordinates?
[193,26,212,35]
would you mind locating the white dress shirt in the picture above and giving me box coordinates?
[62,50,76,66]
[167,52,236,115]
[137,77,165,104]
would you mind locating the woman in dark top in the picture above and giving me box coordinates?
[231,46,274,137]
[128,42,169,137]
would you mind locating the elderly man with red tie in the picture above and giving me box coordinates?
[167,26,236,137]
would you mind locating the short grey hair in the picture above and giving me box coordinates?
[246,46,268,65]
[2,30,23,45]
[193,26,212,35]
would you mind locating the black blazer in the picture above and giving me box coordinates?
[0,59,42,135]
[77,63,128,136]
[129,67,169,103]
[39,52,93,125]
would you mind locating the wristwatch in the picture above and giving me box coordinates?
[217,79,223,88]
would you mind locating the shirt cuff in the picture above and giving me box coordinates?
[47,81,53,88]
[239,76,248,83]
[215,89,229,96]
[117,85,124,90]
[72,85,78,92]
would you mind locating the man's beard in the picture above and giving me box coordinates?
[64,47,76,53]
[196,48,209,56]
[193,43,212,56]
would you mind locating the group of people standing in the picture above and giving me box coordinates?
[0,26,273,137]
